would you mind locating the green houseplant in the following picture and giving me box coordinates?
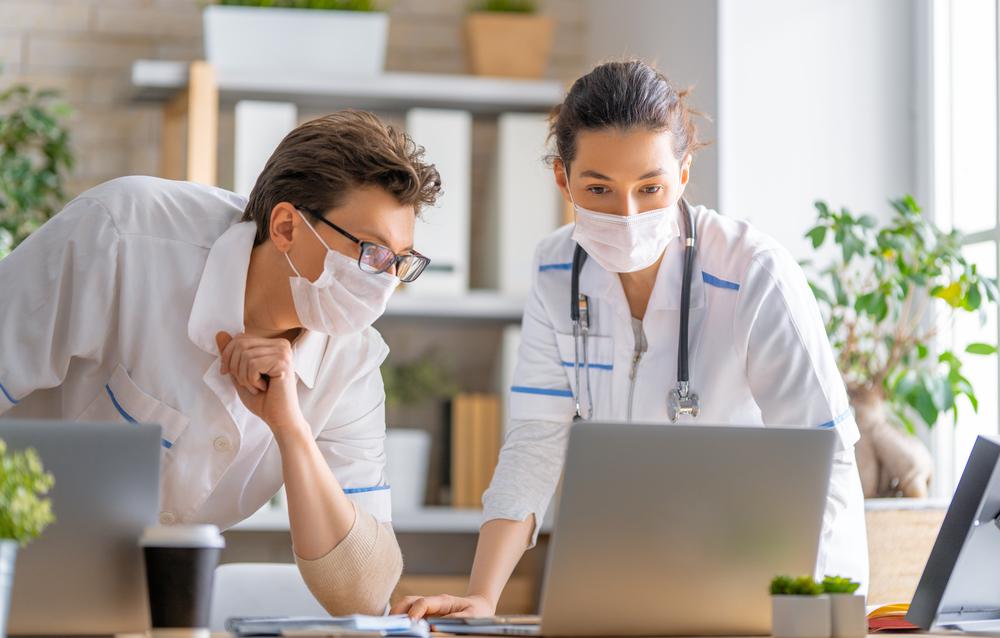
[382,354,459,508]
[770,576,831,638]
[465,0,553,79]
[803,196,998,497]
[0,439,55,636]
[0,79,74,260]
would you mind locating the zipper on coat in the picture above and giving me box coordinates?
[627,320,648,423]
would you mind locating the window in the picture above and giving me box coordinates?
[927,0,1000,496]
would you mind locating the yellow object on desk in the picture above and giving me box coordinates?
[867,603,920,632]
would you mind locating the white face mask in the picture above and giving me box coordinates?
[285,211,399,336]
[565,169,679,273]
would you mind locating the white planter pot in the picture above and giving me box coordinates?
[829,594,867,638]
[203,5,388,75]
[384,428,431,512]
[771,595,831,638]
[0,540,16,638]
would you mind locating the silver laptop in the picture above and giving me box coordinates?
[536,422,836,637]
[0,421,161,636]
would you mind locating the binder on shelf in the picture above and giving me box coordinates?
[481,112,561,297]
[450,393,501,509]
[405,108,472,295]
[234,100,298,196]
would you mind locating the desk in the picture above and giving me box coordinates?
[429,635,952,638]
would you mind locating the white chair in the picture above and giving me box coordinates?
[210,562,331,631]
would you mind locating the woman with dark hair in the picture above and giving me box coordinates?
[394,59,868,618]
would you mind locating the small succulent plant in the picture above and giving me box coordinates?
[821,575,861,594]
[770,575,824,596]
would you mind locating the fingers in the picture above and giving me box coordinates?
[445,609,476,618]
[217,334,294,394]
[407,597,431,620]
[237,350,262,394]
[215,331,233,371]
[389,596,421,616]
[396,595,464,620]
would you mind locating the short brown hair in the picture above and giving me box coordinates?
[243,109,442,244]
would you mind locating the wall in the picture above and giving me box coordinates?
[584,0,720,211]
[584,0,919,261]
[717,0,918,260]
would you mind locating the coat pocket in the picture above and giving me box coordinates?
[553,333,615,419]
[76,364,190,450]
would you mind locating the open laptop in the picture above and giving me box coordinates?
[436,422,836,636]
[906,434,1000,632]
[0,421,161,636]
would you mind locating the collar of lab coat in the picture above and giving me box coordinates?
[577,216,706,312]
[187,221,325,389]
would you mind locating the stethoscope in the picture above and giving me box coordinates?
[570,198,701,423]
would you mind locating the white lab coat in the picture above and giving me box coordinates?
[483,204,870,593]
[0,176,393,529]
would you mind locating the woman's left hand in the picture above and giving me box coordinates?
[215,331,307,438]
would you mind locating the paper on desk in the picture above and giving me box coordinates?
[225,614,429,638]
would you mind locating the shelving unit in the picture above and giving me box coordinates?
[132,59,565,115]
[233,505,486,534]
[231,503,552,535]
[131,60,558,533]
[384,291,524,322]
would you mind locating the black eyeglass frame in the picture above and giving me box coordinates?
[297,206,431,283]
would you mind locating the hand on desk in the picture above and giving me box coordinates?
[215,331,307,438]
[391,593,495,620]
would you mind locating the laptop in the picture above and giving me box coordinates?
[1,421,161,636]
[906,434,1000,632]
[435,422,836,637]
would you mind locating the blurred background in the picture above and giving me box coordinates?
[1,0,997,611]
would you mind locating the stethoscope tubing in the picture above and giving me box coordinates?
[570,199,697,421]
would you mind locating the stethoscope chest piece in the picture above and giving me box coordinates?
[571,198,701,423]
[667,381,700,422]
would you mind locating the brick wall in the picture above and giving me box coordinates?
[0,0,588,198]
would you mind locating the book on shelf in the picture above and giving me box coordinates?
[450,393,501,508]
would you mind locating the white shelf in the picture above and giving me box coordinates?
[131,60,565,114]
[381,291,524,321]
[229,505,491,534]
[864,497,950,511]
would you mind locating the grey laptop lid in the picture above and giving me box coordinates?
[0,420,161,636]
[907,435,1000,631]
[539,423,836,637]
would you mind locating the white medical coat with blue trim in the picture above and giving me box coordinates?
[482,204,869,593]
[0,176,393,529]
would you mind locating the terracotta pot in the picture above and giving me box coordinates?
[464,12,554,79]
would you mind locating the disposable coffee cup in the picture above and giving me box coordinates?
[140,524,225,638]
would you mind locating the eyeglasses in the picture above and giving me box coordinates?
[297,207,430,283]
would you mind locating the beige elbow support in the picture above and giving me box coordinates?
[294,502,404,616]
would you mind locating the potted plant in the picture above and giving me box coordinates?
[465,0,554,79]
[0,78,75,260]
[770,575,831,638]
[0,439,55,637]
[822,576,866,638]
[804,196,998,497]
[382,354,459,508]
[203,0,389,76]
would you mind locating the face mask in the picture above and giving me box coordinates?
[565,168,679,273]
[285,211,399,336]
